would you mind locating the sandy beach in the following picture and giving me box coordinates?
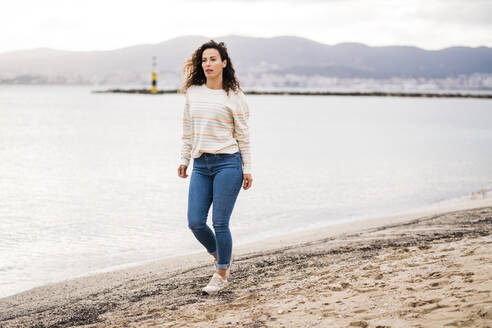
[1,198,491,328]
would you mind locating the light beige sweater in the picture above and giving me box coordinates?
[180,84,252,174]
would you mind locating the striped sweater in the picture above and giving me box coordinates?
[180,84,252,174]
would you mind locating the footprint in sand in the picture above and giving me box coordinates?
[427,271,444,279]
[408,298,442,307]
[405,277,423,283]
[352,309,368,314]
[427,280,451,289]
[326,282,351,291]
[446,263,463,269]
[362,264,378,271]
[374,273,384,280]
[461,247,480,257]
[404,261,420,268]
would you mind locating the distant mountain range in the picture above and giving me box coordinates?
[1,35,491,90]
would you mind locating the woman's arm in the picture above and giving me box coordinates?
[233,92,252,175]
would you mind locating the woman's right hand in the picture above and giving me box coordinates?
[178,165,189,178]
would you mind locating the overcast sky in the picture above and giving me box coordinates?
[1,0,491,53]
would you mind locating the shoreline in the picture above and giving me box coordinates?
[91,88,492,99]
[1,198,491,327]
[3,194,488,299]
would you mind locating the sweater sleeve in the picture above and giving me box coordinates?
[180,91,192,167]
[233,92,252,174]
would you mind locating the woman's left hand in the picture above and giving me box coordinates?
[243,174,253,190]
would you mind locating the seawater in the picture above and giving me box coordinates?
[1,85,491,298]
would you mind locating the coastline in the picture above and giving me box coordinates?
[1,198,491,327]
[91,88,492,99]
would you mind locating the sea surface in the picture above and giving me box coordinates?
[1,85,491,299]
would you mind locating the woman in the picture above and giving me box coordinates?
[177,40,253,294]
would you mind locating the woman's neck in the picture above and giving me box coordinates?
[205,76,223,90]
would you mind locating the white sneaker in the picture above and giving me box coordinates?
[202,272,229,294]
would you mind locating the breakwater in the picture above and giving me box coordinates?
[92,89,492,98]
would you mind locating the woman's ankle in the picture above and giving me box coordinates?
[217,269,227,280]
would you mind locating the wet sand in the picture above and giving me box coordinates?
[1,199,491,327]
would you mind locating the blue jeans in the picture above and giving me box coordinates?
[187,152,243,269]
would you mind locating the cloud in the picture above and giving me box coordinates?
[413,0,492,26]
[0,0,491,53]
[38,18,79,30]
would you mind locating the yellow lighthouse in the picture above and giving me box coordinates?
[151,56,157,94]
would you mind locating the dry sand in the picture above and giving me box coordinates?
[1,199,491,328]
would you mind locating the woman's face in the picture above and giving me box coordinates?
[202,48,226,79]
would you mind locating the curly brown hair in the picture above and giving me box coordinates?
[180,40,242,96]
